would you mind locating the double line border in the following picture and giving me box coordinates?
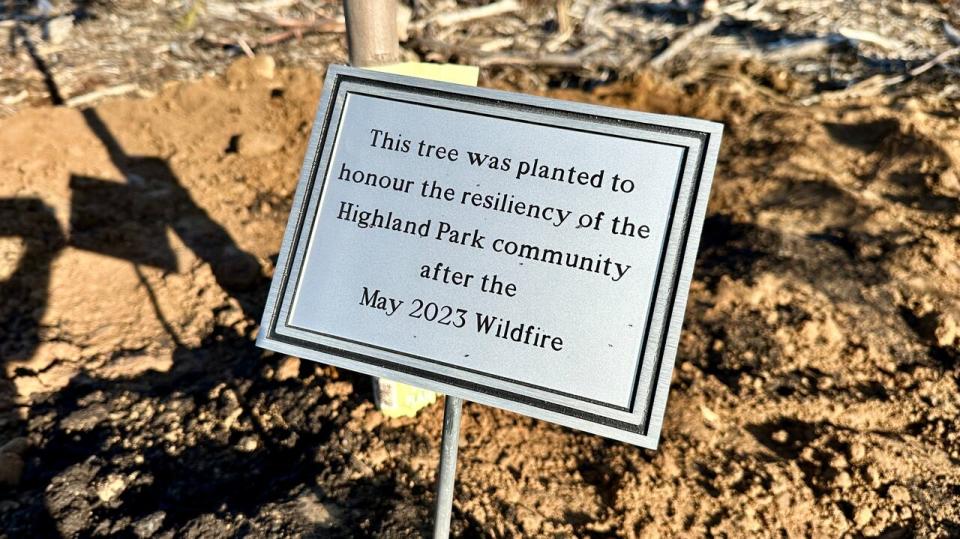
[257,66,722,448]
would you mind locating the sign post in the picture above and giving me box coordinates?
[258,66,722,534]
[433,395,463,537]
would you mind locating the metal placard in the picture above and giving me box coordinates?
[257,65,722,448]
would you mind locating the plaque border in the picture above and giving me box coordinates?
[257,65,723,448]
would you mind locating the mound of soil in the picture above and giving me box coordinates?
[0,58,958,537]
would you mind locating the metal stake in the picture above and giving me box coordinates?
[342,0,400,67]
[432,395,463,538]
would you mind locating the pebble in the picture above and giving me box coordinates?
[362,412,383,432]
[61,404,109,432]
[366,447,389,467]
[46,15,73,45]
[222,408,243,431]
[237,436,258,452]
[849,442,866,461]
[133,511,166,538]
[936,313,958,347]
[236,131,285,157]
[251,55,275,79]
[854,506,873,527]
[888,484,910,503]
[274,357,301,381]
[520,513,543,535]
[660,453,681,478]
[96,474,127,502]
[834,471,852,490]
[699,405,720,425]
[226,55,276,85]
[865,465,882,488]
[324,381,354,398]
[296,492,339,526]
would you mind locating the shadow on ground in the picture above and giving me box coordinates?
[0,109,439,537]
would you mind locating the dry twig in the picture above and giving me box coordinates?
[804,46,960,104]
[201,17,343,50]
[838,27,904,51]
[649,17,722,70]
[417,0,520,29]
[64,83,140,107]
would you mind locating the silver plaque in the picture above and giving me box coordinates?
[257,65,722,448]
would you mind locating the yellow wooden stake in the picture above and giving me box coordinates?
[368,61,479,418]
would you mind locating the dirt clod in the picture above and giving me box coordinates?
[275,357,301,382]
[855,506,874,527]
[95,474,126,502]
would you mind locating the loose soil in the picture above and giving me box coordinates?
[0,57,959,537]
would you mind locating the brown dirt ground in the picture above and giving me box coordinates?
[0,57,959,537]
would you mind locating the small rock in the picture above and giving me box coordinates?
[61,404,109,432]
[260,365,275,380]
[833,471,852,490]
[888,485,910,503]
[208,383,226,400]
[771,429,789,444]
[823,502,849,532]
[296,492,339,526]
[237,436,259,452]
[854,506,873,527]
[133,511,166,538]
[222,407,243,431]
[216,299,246,328]
[941,169,960,194]
[936,314,958,347]
[699,404,720,425]
[251,55,275,79]
[96,474,127,502]
[0,452,24,486]
[865,465,882,488]
[324,380,353,399]
[660,453,681,478]
[226,55,276,85]
[830,454,849,469]
[46,15,73,45]
[236,131,285,157]
[849,442,866,461]
[366,447,389,467]
[275,357,301,381]
[362,411,383,432]
[520,512,543,535]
